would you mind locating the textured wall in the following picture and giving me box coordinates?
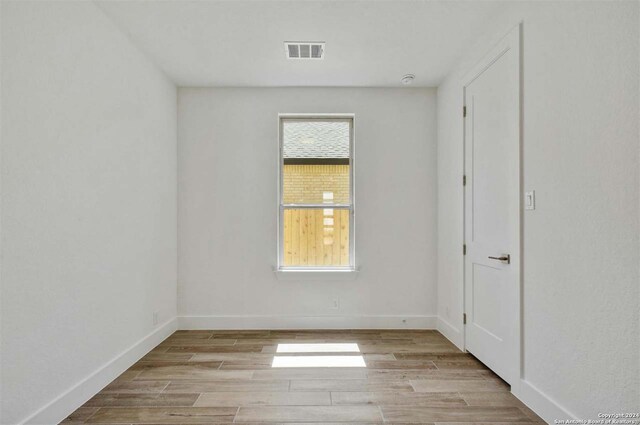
[437,1,639,419]
[1,2,177,423]
[178,87,437,327]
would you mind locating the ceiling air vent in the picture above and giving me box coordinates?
[285,42,325,60]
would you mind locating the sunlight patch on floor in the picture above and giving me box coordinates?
[271,355,366,368]
[275,343,360,353]
[273,343,365,368]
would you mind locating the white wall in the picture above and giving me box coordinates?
[178,88,436,328]
[1,2,177,423]
[437,1,639,420]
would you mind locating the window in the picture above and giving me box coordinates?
[278,116,354,270]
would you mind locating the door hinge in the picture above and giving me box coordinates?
[463,244,467,255]
[463,313,467,325]
[463,106,467,117]
[463,175,466,186]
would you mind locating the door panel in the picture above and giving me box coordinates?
[464,26,520,385]
[472,263,508,341]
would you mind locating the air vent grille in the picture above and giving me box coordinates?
[285,42,325,59]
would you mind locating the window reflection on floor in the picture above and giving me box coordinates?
[272,343,365,368]
[276,343,360,353]
[272,355,365,368]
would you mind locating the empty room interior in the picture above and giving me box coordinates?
[1,0,639,424]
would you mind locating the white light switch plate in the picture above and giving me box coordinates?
[525,191,535,210]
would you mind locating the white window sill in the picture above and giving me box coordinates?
[274,268,359,281]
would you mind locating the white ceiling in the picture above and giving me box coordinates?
[96,0,505,87]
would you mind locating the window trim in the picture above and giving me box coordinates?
[276,114,356,272]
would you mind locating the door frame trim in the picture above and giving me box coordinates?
[461,23,523,390]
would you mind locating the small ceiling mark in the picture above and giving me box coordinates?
[401,74,415,85]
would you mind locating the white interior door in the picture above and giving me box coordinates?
[464,26,520,385]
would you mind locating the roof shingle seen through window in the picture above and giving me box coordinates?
[283,121,349,159]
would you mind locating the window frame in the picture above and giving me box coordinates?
[277,114,355,272]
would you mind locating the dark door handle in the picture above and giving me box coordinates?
[488,254,510,264]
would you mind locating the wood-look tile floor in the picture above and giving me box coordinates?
[62,330,544,424]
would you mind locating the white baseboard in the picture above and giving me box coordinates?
[513,379,577,424]
[436,316,464,350]
[21,318,178,425]
[178,315,437,330]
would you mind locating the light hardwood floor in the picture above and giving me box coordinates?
[61,330,544,424]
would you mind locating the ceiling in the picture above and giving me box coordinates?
[96,0,505,87]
